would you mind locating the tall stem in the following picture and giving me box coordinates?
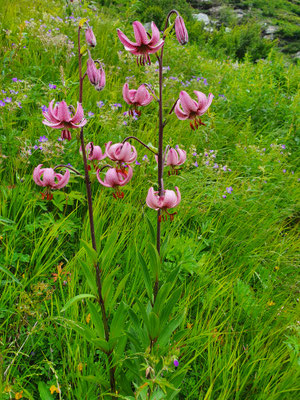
[78,26,116,398]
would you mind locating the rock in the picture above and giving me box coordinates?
[192,13,210,25]
[293,51,300,59]
[233,9,245,19]
[265,25,279,35]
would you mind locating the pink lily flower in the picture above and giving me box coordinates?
[117,21,164,65]
[174,16,188,45]
[123,83,153,115]
[42,100,87,139]
[33,164,70,189]
[174,91,213,130]
[146,186,181,221]
[166,147,186,166]
[105,141,137,164]
[87,53,105,91]
[97,167,133,199]
[85,27,96,47]
[85,142,106,161]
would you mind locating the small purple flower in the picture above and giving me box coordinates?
[17,102,22,108]
[5,97,12,103]
[123,121,127,126]
[123,111,128,116]
[192,152,197,156]
[204,152,208,157]
[135,160,141,165]
[283,169,286,173]
[194,161,199,167]
[41,105,48,113]
[67,163,73,168]
[173,359,179,367]
[205,161,209,166]
[213,163,219,169]
[12,78,18,82]
[33,145,39,150]
[226,187,233,194]
[142,155,148,161]
[39,136,48,143]
[97,100,104,108]
[0,101,5,107]
[49,83,57,89]
[222,195,227,199]
[88,111,94,117]
[222,166,227,171]
[203,78,208,86]
[281,144,286,149]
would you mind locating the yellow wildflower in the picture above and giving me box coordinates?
[4,385,12,393]
[86,313,91,324]
[77,362,83,372]
[267,300,275,306]
[187,322,193,329]
[50,385,60,394]
[15,391,23,399]
[274,266,279,271]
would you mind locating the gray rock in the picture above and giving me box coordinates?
[265,25,279,35]
[192,13,210,25]
[233,9,245,19]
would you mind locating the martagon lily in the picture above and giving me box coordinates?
[105,141,137,164]
[117,21,164,66]
[146,186,181,222]
[42,100,87,140]
[33,164,70,200]
[175,91,213,130]
[97,166,133,199]
[123,83,153,115]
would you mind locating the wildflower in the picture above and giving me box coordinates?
[15,391,23,399]
[281,144,286,149]
[226,187,233,194]
[12,77,18,82]
[88,111,94,117]
[173,359,179,367]
[97,167,133,198]
[174,16,188,45]
[49,83,56,89]
[123,83,152,115]
[85,27,96,47]
[187,322,193,329]
[78,362,84,372]
[105,141,137,164]
[97,100,104,108]
[42,100,87,140]
[274,266,279,271]
[86,313,91,324]
[83,142,106,161]
[0,101,5,107]
[165,147,186,166]
[283,169,286,173]
[33,164,70,190]
[39,135,48,143]
[174,91,213,130]
[146,186,181,222]
[117,21,164,66]
[50,385,60,394]
[222,195,227,199]
[267,300,275,306]
[86,52,105,91]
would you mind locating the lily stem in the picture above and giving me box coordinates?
[122,136,158,155]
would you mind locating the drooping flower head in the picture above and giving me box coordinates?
[42,100,87,140]
[80,142,106,161]
[123,83,153,115]
[97,166,133,199]
[117,21,164,66]
[85,27,96,47]
[105,141,137,164]
[87,52,105,91]
[174,16,188,45]
[33,164,70,200]
[175,91,213,130]
[146,186,181,222]
[165,147,186,167]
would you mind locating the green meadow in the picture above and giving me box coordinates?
[0,0,299,399]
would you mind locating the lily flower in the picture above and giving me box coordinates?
[165,147,186,166]
[87,53,105,91]
[105,141,137,164]
[97,166,133,198]
[146,186,181,221]
[117,21,164,65]
[42,100,87,139]
[174,91,213,130]
[174,16,188,45]
[85,27,96,47]
[33,164,70,200]
[123,83,152,115]
[85,142,106,161]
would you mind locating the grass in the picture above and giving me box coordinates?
[0,0,299,399]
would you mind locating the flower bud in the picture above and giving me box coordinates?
[85,27,96,47]
[87,55,106,91]
[174,16,188,45]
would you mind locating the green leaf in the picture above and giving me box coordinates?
[148,242,161,280]
[160,287,182,326]
[63,318,96,342]
[138,252,153,301]
[61,294,96,313]
[100,229,119,272]
[153,283,172,315]
[79,17,88,27]
[110,301,127,339]
[92,337,109,353]
[149,311,160,339]
[80,239,97,264]
[80,44,87,54]
[137,300,151,335]
[157,312,185,348]
[111,273,130,308]
[78,259,97,295]
[0,265,21,285]
[145,214,155,244]
[38,381,53,400]
[87,300,105,339]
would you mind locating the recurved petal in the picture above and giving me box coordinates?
[123,83,133,105]
[55,169,70,189]
[71,118,87,128]
[146,187,160,210]
[133,21,149,45]
[41,168,55,187]
[57,101,71,122]
[174,100,188,120]
[135,85,150,106]
[163,187,181,208]
[33,164,44,186]
[71,103,84,124]
[118,166,133,186]
[96,168,115,187]
[46,100,60,123]
[147,40,164,54]
[148,22,161,46]
[196,92,213,115]
[166,148,179,166]
[42,120,65,129]
[180,91,198,114]
[117,29,138,50]
[177,148,187,165]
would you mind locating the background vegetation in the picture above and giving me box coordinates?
[0,0,299,399]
